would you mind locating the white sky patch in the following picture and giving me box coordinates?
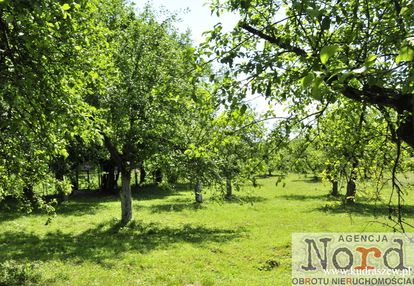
[132,0,239,45]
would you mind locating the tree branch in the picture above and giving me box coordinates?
[342,85,413,113]
[238,23,307,57]
[103,135,123,167]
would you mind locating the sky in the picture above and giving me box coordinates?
[132,0,238,45]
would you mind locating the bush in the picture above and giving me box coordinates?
[0,260,41,286]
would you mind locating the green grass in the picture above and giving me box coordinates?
[1,174,414,285]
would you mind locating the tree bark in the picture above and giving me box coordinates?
[345,179,356,204]
[74,167,79,192]
[103,135,133,224]
[140,166,146,184]
[115,168,120,188]
[23,185,37,207]
[101,159,116,194]
[345,166,358,204]
[120,169,133,224]
[331,181,339,197]
[154,168,162,184]
[225,178,232,199]
[53,156,68,202]
[195,181,203,203]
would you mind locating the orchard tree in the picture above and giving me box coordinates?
[182,95,266,201]
[205,0,414,148]
[100,7,198,224]
[316,101,408,203]
[179,85,220,203]
[204,0,414,225]
[211,109,265,198]
[0,0,113,203]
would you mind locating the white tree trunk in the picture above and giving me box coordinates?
[195,181,203,203]
[120,169,133,224]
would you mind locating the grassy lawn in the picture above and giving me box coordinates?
[1,174,414,285]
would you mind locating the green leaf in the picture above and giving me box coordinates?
[396,46,414,64]
[307,8,321,19]
[400,7,409,15]
[338,72,352,83]
[240,104,247,115]
[265,81,272,97]
[240,0,251,10]
[311,77,324,100]
[62,3,71,10]
[321,17,331,31]
[364,54,377,66]
[301,73,315,88]
[320,45,339,64]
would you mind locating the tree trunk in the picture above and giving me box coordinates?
[345,163,358,204]
[252,177,257,187]
[115,168,120,188]
[167,172,178,184]
[154,168,162,184]
[345,180,356,204]
[54,158,68,202]
[331,181,339,196]
[194,181,203,203]
[101,159,116,194]
[23,185,36,207]
[73,167,79,191]
[120,169,133,224]
[225,178,232,199]
[140,166,146,184]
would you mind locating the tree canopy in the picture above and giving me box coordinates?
[205,0,414,147]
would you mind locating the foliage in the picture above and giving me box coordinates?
[0,0,111,197]
[204,0,414,147]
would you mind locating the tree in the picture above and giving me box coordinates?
[0,0,113,203]
[204,0,414,148]
[181,93,266,202]
[99,6,199,224]
[212,109,265,198]
[204,0,414,226]
[315,101,408,203]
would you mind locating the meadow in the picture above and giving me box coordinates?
[1,174,413,286]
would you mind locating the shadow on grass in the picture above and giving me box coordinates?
[278,194,332,201]
[291,177,322,184]
[0,219,244,263]
[0,183,191,222]
[131,183,187,201]
[146,202,204,213]
[256,174,284,179]
[56,200,109,216]
[220,195,268,205]
[315,202,414,218]
[72,183,190,202]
